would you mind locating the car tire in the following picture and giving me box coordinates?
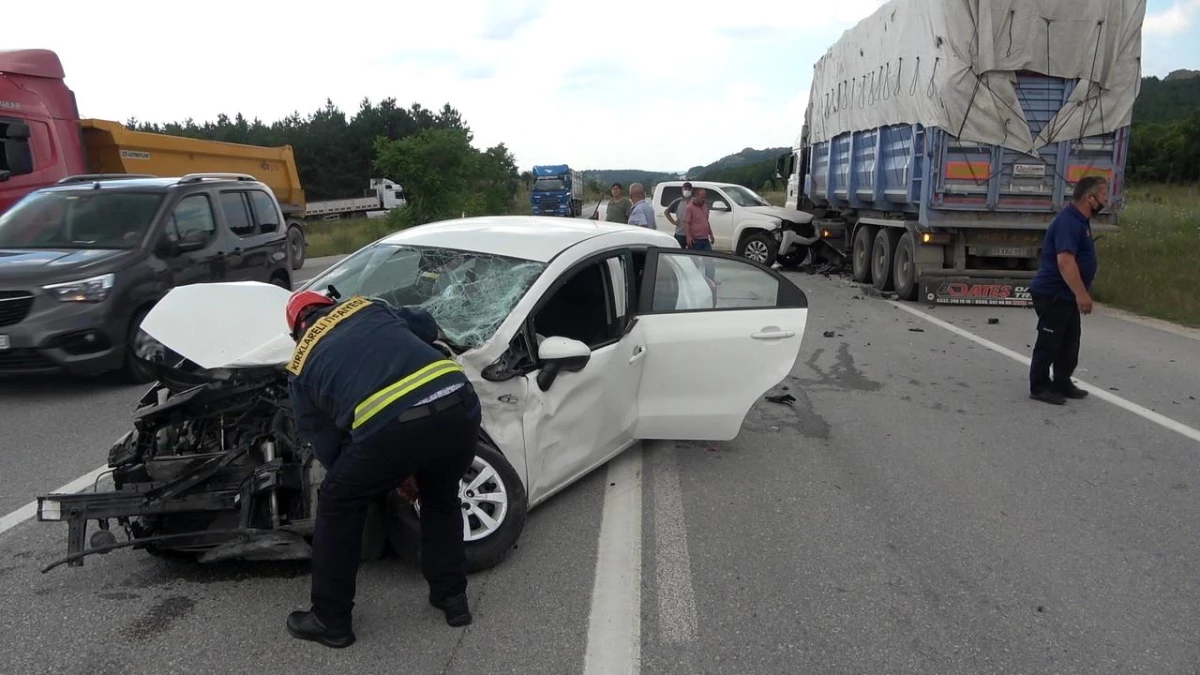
[738,233,777,267]
[385,439,528,574]
[287,225,306,270]
[776,246,809,269]
[851,225,876,284]
[893,230,919,301]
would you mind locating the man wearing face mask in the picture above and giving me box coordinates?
[664,182,701,247]
[1026,175,1108,406]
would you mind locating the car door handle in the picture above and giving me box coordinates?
[629,345,646,363]
[751,329,795,340]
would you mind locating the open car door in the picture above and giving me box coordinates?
[632,247,809,440]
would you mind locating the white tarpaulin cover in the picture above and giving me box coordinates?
[140,281,297,370]
[806,0,1146,153]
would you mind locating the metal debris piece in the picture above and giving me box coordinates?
[766,393,797,405]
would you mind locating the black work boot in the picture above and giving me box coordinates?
[429,592,473,627]
[286,610,355,648]
[1030,389,1067,405]
[1054,382,1089,399]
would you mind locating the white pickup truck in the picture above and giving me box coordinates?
[649,180,819,268]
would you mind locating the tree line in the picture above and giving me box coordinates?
[126,98,521,226]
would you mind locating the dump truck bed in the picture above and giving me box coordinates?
[79,119,306,216]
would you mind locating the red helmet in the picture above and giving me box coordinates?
[286,289,336,338]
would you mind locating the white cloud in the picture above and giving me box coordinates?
[1144,0,1200,36]
[10,0,1194,175]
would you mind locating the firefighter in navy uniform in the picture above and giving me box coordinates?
[282,288,481,649]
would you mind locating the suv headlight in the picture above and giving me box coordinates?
[42,273,115,303]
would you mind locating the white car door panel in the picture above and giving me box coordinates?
[633,248,809,441]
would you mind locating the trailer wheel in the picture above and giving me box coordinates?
[851,225,876,283]
[871,227,902,293]
[893,231,919,301]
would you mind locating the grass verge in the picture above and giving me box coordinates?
[1092,183,1200,328]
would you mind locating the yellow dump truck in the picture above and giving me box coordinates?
[78,119,311,269]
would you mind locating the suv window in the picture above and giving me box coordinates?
[659,185,682,208]
[168,194,217,244]
[248,189,280,234]
[219,192,255,237]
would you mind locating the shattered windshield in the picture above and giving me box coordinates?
[0,190,164,249]
[303,243,545,350]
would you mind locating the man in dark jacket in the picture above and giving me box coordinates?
[282,288,482,648]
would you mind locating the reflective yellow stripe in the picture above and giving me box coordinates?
[285,296,373,376]
[352,359,466,430]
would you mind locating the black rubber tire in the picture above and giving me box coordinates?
[121,307,159,384]
[738,233,777,267]
[385,439,528,574]
[287,225,306,270]
[871,227,902,292]
[893,230,919,301]
[270,272,292,291]
[776,246,809,269]
[851,225,876,283]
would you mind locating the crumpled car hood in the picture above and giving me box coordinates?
[743,205,814,224]
[139,281,298,370]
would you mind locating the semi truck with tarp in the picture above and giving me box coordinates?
[530,164,583,217]
[776,0,1142,306]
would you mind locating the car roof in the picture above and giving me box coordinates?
[36,175,264,194]
[375,215,678,263]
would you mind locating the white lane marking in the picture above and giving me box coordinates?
[890,301,1200,445]
[0,464,110,537]
[652,446,698,644]
[583,445,643,675]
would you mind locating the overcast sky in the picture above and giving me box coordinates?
[16,0,1199,173]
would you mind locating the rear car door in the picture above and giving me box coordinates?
[631,247,809,440]
[217,189,284,282]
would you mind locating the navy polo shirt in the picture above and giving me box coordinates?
[1030,203,1098,301]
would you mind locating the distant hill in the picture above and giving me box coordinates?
[686,146,789,178]
[581,169,680,190]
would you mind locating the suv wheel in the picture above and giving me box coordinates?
[739,233,777,267]
[287,225,306,270]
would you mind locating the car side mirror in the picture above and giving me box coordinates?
[711,200,730,211]
[536,336,591,391]
[176,231,209,253]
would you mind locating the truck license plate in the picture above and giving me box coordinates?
[1013,163,1046,177]
[0,334,9,350]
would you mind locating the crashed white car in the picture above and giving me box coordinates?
[35,216,810,574]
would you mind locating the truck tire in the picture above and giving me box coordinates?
[852,225,876,284]
[287,224,306,270]
[385,439,527,574]
[871,227,902,293]
[739,232,777,267]
[892,231,919,301]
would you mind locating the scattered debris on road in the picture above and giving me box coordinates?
[909,327,925,333]
[766,393,797,406]
[988,317,1000,325]
[823,330,836,338]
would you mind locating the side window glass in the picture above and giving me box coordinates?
[249,190,280,234]
[531,259,617,351]
[659,185,681,207]
[219,192,255,237]
[169,195,216,244]
[650,252,785,312]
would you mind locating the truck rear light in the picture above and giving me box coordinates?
[921,232,952,245]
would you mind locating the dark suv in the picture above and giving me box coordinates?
[0,172,293,382]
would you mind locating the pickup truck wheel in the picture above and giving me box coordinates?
[893,231,919,301]
[871,227,902,292]
[739,233,777,267]
[777,247,809,269]
[851,225,876,283]
[287,225,306,270]
[386,439,528,574]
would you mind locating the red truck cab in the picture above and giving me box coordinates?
[0,49,87,214]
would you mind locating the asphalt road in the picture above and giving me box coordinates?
[2,256,1199,674]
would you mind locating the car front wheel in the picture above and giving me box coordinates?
[386,438,528,573]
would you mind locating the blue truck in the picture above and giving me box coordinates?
[776,0,1142,307]
[530,164,584,217]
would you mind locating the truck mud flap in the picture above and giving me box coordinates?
[919,276,1033,308]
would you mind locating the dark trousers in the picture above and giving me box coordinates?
[310,386,481,632]
[1029,294,1082,394]
[674,234,687,248]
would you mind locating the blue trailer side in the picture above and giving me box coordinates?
[790,72,1130,307]
[530,164,583,217]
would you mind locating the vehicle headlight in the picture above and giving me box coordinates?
[42,273,115,303]
[38,497,63,521]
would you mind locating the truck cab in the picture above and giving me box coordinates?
[651,180,819,268]
[530,164,583,217]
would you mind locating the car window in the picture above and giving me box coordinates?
[168,195,216,244]
[531,256,623,351]
[218,192,255,237]
[658,185,682,208]
[248,190,280,234]
[648,252,785,312]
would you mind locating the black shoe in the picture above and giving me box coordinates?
[1054,383,1089,399]
[429,592,473,627]
[286,610,355,649]
[1030,390,1067,405]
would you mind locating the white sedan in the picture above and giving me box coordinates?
[52,215,810,573]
